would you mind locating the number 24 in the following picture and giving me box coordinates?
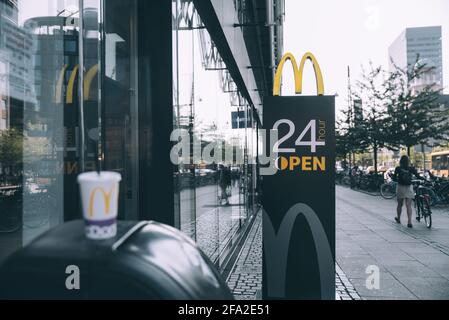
[273,119,325,153]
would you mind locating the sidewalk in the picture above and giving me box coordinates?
[226,209,360,300]
[227,185,449,300]
[226,210,262,300]
[181,185,245,262]
[337,185,449,299]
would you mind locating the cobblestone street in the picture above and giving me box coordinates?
[181,185,247,262]
[226,211,262,300]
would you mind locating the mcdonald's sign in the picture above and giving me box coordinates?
[54,64,99,104]
[262,52,335,299]
[272,52,324,96]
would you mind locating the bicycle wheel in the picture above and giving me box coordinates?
[414,195,422,222]
[380,183,396,199]
[421,187,437,206]
[422,196,432,228]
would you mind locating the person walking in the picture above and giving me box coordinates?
[392,155,422,228]
[219,165,231,205]
[350,164,359,189]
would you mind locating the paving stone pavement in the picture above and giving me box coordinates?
[226,210,263,300]
[181,186,247,262]
[226,209,360,300]
[337,185,449,300]
[336,264,361,300]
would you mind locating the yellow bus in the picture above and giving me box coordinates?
[431,151,449,177]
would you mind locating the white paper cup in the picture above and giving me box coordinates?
[77,171,121,239]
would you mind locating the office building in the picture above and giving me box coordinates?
[388,26,443,92]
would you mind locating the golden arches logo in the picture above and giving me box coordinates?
[88,186,116,217]
[273,52,324,96]
[54,64,99,104]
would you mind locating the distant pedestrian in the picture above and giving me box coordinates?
[350,165,359,189]
[392,155,422,228]
[219,165,231,205]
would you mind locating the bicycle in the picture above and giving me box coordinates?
[413,180,432,228]
[426,176,449,207]
[357,172,384,192]
[380,181,397,199]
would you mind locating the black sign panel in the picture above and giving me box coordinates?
[262,95,335,300]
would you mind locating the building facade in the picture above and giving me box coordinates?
[388,26,443,91]
[0,0,283,272]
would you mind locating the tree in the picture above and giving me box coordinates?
[336,123,350,169]
[336,93,370,170]
[0,128,23,167]
[353,63,389,174]
[384,57,449,156]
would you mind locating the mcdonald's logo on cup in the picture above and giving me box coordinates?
[77,171,121,239]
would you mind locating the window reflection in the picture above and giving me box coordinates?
[172,0,258,267]
[0,0,102,263]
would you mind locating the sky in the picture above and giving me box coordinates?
[283,0,449,116]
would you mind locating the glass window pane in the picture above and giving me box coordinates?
[172,0,257,268]
[0,0,103,263]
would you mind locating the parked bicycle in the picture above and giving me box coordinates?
[336,169,351,186]
[356,172,384,192]
[380,180,397,199]
[413,180,432,228]
[425,173,449,207]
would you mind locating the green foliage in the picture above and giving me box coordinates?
[0,128,23,166]
[336,56,448,172]
[384,57,448,153]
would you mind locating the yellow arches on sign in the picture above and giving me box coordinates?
[273,52,324,96]
[55,64,68,104]
[54,64,99,104]
[66,65,79,104]
[83,64,99,102]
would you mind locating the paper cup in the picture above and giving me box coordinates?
[77,171,121,239]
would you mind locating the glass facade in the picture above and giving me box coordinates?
[0,0,100,262]
[0,0,261,268]
[172,0,258,267]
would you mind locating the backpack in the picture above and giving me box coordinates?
[398,168,412,185]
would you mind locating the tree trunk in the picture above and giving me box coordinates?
[421,144,426,171]
[373,145,378,175]
[407,146,411,157]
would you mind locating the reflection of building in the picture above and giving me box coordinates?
[0,52,9,130]
[388,26,443,92]
[0,0,18,22]
[0,0,34,129]
[22,12,102,224]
